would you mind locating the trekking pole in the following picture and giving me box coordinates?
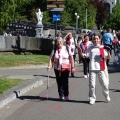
[47,71,49,100]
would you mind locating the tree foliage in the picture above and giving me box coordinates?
[0,0,34,31]
[62,0,96,29]
[1,0,119,32]
[104,3,120,30]
[88,0,108,29]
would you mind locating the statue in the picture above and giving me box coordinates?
[36,9,43,25]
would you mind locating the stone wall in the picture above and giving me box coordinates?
[0,35,53,54]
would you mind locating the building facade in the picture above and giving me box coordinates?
[106,0,120,13]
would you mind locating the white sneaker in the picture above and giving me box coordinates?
[59,96,65,100]
[106,95,111,102]
[84,75,87,79]
[87,73,89,77]
[89,100,95,105]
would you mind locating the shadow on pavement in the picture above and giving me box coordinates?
[34,74,56,79]
[108,64,120,73]
[15,95,106,104]
[69,76,84,78]
[109,89,120,92]
[34,74,84,79]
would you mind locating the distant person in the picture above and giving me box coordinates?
[40,34,44,38]
[77,35,83,45]
[57,31,62,37]
[77,35,83,63]
[88,31,93,41]
[3,31,7,36]
[16,32,21,37]
[7,32,12,36]
[102,28,114,66]
[112,36,118,56]
[47,34,52,39]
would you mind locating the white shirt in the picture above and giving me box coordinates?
[66,37,75,55]
[4,33,7,36]
[85,45,108,71]
[7,34,12,36]
[53,46,72,70]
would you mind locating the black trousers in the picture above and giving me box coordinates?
[71,55,76,75]
[104,44,112,65]
[54,69,69,97]
[81,58,90,75]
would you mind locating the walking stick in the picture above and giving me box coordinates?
[47,71,49,100]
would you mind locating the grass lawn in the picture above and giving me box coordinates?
[0,54,49,94]
[0,78,23,94]
[0,54,49,67]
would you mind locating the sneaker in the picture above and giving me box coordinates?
[65,96,69,100]
[106,95,111,102]
[84,75,87,79]
[71,73,75,77]
[59,96,65,100]
[87,73,89,77]
[89,100,95,105]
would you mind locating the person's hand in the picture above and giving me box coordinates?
[71,48,73,52]
[71,68,75,73]
[81,53,85,58]
[76,44,80,48]
[47,66,50,71]
[67,32,71,36]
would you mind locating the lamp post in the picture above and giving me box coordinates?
[75,13,79,33]
[85,7,88,33]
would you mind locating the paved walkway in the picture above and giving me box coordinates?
[0,60,120,120]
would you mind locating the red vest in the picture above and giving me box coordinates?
[100,47,105,70]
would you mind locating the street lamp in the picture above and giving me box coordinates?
[75,13,79,33]
[85,7,88,33]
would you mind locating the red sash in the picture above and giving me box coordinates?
[67,39,71,46]
[100,47,105,70]
[83,41,88,50]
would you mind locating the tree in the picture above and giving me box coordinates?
[0,0,34,31]
[104,3,120,30]
[61,0,96,29]
[88,0,108,29]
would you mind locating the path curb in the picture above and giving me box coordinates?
[0,78,43,109]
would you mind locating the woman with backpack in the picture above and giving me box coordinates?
[47,37,75,100]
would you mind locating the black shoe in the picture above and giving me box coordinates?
[71,73,75,77]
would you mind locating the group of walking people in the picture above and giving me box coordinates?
[47,31,112,105]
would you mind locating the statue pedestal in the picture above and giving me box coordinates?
[35,24,43,37]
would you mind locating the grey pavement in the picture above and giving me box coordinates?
[0,58,120,120]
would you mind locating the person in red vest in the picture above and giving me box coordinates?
[76,34,111,105]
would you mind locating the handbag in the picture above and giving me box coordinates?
[61,64,71,72]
